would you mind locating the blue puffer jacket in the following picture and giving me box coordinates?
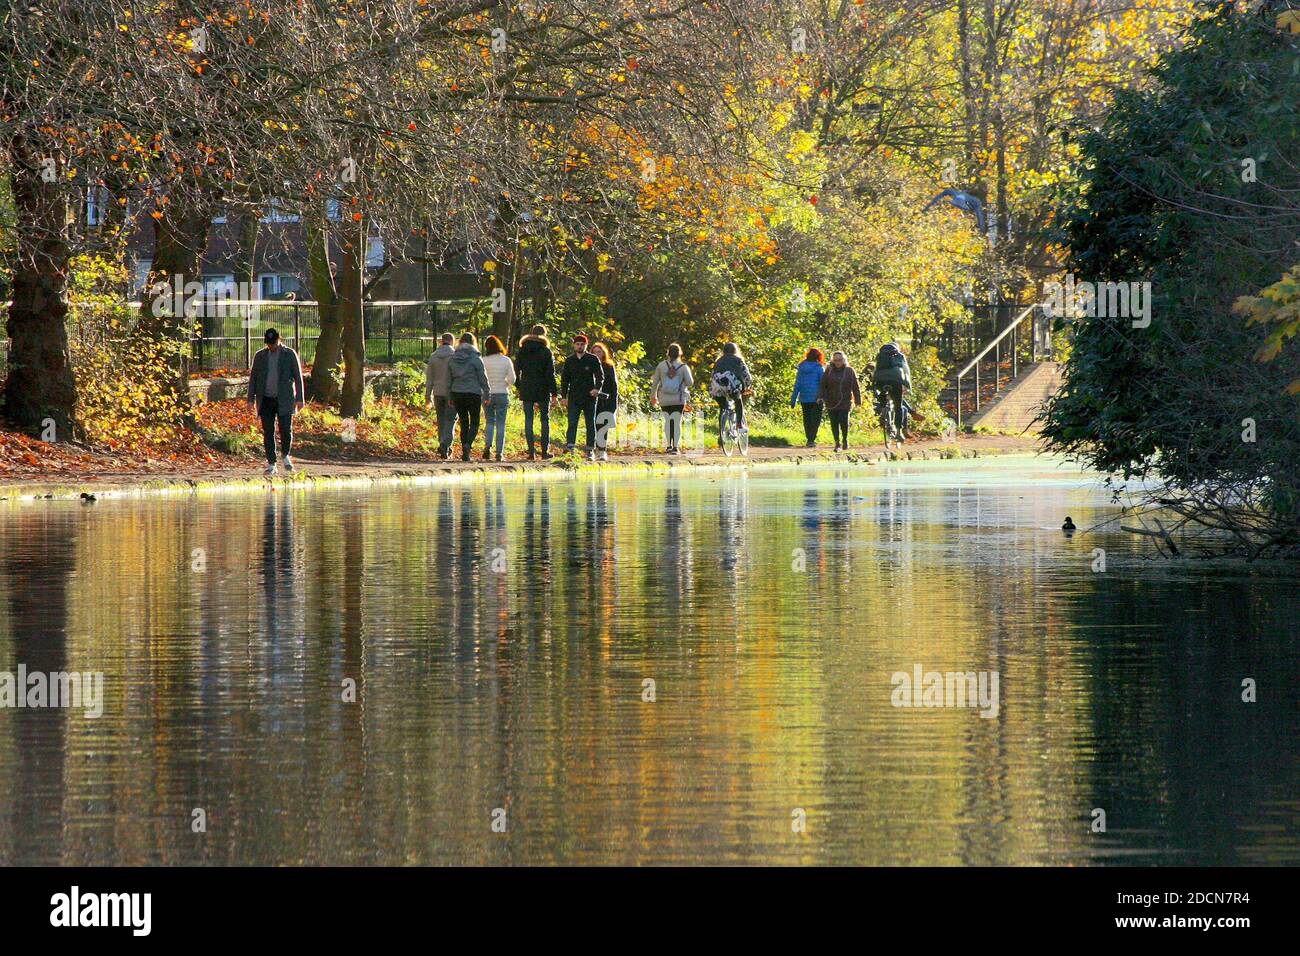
[791,360,825,405]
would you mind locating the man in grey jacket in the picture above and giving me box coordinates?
[447,332,491,462]
[247,327,305,476]
[424,332,457,459]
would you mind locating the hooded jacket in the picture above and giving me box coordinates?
[712,353,753,391]
[791,359,825,405]
[872,343,911,388]
[448,344,491,400]
[424,343,455,400]
[515,335,558,403]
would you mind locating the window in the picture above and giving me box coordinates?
[86,187,106,226]
[132,260,153,295]
[260,199,300,223]
[258,274,301,298]
[211,207,228,224]
[366,236,385,269]
[201,274,236,295]
[326,199,343,221]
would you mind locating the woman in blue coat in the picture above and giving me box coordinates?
[791,348,827,447]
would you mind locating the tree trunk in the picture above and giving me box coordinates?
[233,206,259,297]
[2,131,79,439]
[134,196,212,401]
[306,217,343,403]
[338,218,366,419]
[957,0,978,186]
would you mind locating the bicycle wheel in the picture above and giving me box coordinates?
[719,406,735,457]
[737,421,749,456]
[876,393,895,446]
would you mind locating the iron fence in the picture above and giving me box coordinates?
[2,298,494,375]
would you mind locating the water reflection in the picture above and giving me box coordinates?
[0,460,1296,865]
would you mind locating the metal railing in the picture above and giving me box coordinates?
[954,303,1050,430]
[181,299,457,372]
[3,297,494,374]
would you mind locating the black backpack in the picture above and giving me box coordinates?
[876,345,903,371]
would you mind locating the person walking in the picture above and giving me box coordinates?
[447,332,491,462]
[818,350,862,451]
[481,335,516,462]
[650,343,693,454]
[590,342,618,462]
[247,327,305,477]
[791,347,826,447]
[515,324,558,460]
[871,340,912,441]
[424,331,457,459]
[710,342,753,448]
[560,333,603,460]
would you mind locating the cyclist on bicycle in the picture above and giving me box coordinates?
[871,341,911,441]
[710,343,753,448]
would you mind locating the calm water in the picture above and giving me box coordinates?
[0,457,1296,866]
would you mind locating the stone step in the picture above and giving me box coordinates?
[965,362,1064,433]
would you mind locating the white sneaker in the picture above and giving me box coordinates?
[598,450,608,462]
[264,463,277,477]
[281,455,294,472]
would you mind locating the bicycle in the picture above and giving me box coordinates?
[874,386,905,448]
[718,392,749,457]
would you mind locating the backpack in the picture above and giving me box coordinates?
[875,345,904,371]
[873,345,906,385]
[660,362,686,399]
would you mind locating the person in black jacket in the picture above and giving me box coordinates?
[246,327,306,477]
[560,333,604,459]
[515,324,558,459]
[591,342,619,462]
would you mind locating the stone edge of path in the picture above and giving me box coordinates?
[0,439,1047,502]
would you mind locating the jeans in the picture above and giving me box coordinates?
[259,397,293,464]
[522,399,550,452]
[433,394,456,453]
[661,405,685,450]
[800,401,823,444]
[829,408,851,447]
[565,397,596,451]
[484,393,509,456]
[451,392,482,457]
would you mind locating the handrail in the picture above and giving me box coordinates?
[954,302,1045,430]
[956,302,1036,380]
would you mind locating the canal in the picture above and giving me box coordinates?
[0,457,1296,864]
